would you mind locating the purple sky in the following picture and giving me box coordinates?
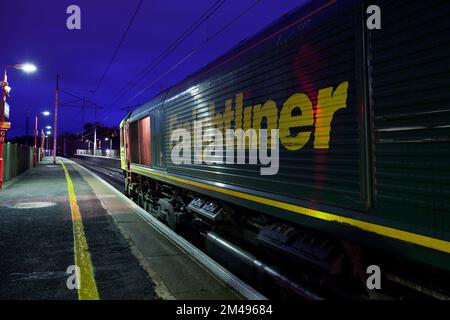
[0,0,308,137]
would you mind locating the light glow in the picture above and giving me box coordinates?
[19,63,37,73]
[42,111,50,116]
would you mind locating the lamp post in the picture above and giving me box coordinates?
[0,63,37,189]
[105,137,112,150]
[40,129,45,161]
[45,131,51,156]
[53,74,59,164]
[33,113,37,166]
[93,127,97,156]
[85,139,94,154]
[105,137,113,157]
[33,111,50,167]
[45,126,51,156]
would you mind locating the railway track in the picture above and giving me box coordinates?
[70,155,450,300]
[70,156,124,192]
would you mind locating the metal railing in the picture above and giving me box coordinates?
[76,149,119,159]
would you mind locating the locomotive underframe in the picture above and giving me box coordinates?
[124,168,449,299]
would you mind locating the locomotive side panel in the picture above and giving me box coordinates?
[163,0,368,211]
[370,0,450,238]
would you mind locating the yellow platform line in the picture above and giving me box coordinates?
[60,160,100,300]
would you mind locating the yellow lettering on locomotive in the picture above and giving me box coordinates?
[234,93,244,130]
[314,81,349,149]
[279,93,314,151]
[253,100,278,148]
[243,105,253,132]
[168,81,349,153]
[223,98,234,130]
[210,102,224,131]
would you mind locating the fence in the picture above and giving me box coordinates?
[76,149,119,159]
[1,143,42,183]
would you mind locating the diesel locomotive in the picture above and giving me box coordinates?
[119,0,450,297]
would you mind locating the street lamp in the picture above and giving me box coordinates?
[40,129,45,160]
[1,63,37,190]
[19,64,37,73]
[33,111,50,167]
[105,137,112,150]
[45,132,51,156]
[85,139,94,153]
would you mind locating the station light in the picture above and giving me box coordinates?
[19,63,37,73]
[46,125,52,129]
[42,111,50,116]
[46,131,51,135]
[8,63,37,74]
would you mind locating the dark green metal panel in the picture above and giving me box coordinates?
[162,0,366,211]
[370,0,450,237]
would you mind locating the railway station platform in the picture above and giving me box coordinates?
[0,158,258,300]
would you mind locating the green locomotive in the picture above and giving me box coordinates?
[120,0,450,297]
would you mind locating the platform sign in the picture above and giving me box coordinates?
[0,129,6,144]
[0,122,11,129]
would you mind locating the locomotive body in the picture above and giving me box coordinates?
[120,0,450,283]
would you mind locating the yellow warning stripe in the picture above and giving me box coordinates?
[61,160,100,300]
[131,165,450,254]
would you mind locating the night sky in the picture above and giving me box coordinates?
[0,0,307,137]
